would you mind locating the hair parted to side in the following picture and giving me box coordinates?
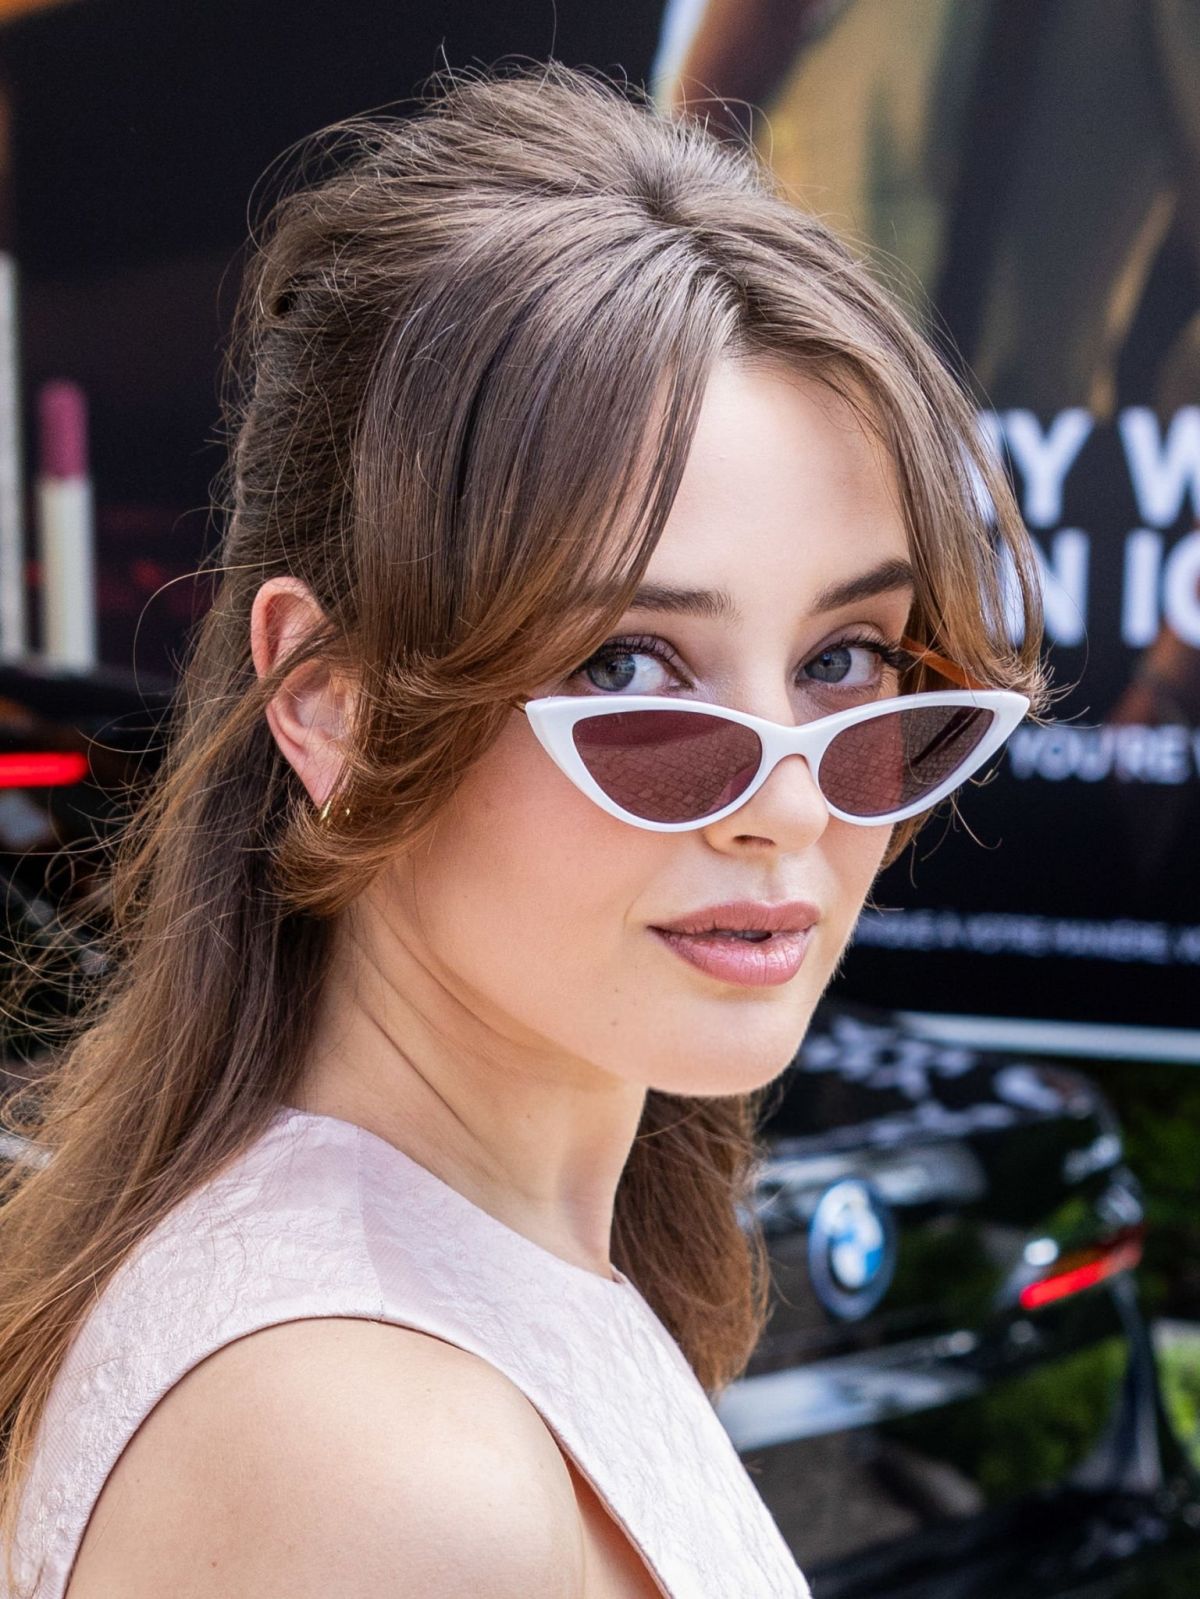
[0,59,1048,1581]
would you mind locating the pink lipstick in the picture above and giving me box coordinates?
[649,900,818,988]
[36,380,96,669]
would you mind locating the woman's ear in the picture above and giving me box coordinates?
[250,576,358,809]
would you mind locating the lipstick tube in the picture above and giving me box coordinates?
[36,378,96,669]
[0,73,25,661]
[0,252,22,660]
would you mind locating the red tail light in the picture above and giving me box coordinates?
[1019,1225,1145,1311]
[0,752,89,788]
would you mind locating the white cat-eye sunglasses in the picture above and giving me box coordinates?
[521,639,1029,833]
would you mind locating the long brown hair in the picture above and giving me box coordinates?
[0,60,1047,1571]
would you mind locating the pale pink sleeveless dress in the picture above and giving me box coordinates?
[11,1106,810,1599]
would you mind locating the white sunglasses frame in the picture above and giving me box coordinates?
[523,688,1030,833]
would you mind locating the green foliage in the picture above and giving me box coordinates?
[1157,1332,1200,1472]
[1082,1059,1200,1321]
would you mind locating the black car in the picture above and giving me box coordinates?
[733,999,1200,1597]
[0,661,174,1076]
[4,663,1200,1596]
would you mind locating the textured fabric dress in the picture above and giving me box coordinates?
[11,1106,810,1598]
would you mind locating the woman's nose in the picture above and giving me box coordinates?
[701,751,830,853]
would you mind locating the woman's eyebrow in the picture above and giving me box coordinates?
[625,558,916,623]
[625,583,738,620]
[808,557,916,614]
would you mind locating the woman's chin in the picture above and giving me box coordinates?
[642,1022,816,1099]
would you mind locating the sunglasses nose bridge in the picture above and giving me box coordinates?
[752,715,826,789]
[761,716,828,772]
[742,714,844,816]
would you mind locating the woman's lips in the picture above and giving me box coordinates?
[650,926,814,987]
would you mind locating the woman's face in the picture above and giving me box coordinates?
[380,360,914,1096]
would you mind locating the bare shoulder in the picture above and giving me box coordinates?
[68,1317,586,1599]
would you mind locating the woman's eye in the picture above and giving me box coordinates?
[576,641,681,695]
[802,639,893,689]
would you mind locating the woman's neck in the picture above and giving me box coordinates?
[290,894,648,1282]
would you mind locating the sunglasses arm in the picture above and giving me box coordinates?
[899,635,988,692]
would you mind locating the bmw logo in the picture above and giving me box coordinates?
[808,1179,897,1321]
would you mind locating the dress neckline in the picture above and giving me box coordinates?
[271,1103,636,1297]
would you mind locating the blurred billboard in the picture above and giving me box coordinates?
[657,0,1200,1052]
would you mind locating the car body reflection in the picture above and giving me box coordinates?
[731,1001,1200,1596]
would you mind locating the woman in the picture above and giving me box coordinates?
[0,61,1046,1599]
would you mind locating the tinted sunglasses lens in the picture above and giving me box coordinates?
[822,703,995,817]
[572,709,762,824]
